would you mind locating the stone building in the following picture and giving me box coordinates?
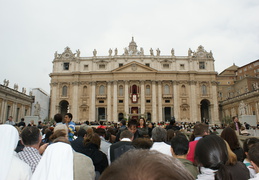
[218,60,259,123]
[0,80,34,123]
[49,38,219,123]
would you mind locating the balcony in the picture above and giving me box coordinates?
[96,94,107,99]
[162,94,173,99]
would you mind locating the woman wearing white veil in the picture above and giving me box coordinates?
[31,142,74,180]
[0,124,32,180]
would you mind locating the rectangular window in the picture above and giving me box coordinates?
[99,64,105,69]
[199,62,205,69]
[63,63,69,70]
[119,100,123,103]
[99,100,104,103]
[84,65,88,70]
[145,63,150,67]
[146,100,150,103]
[180,64,185,70]
[165,100,170,103]
[163,64,169,69]
[119,63,123,67]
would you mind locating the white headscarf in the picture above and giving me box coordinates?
[0,124,19,180]
[31,142,74,180]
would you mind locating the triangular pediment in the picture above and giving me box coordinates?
[112,61,158,73]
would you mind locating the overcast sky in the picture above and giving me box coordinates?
[1,0,259,94]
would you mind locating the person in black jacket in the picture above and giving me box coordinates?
[109,130,134,163]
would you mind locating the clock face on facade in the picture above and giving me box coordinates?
[64,53,70,58]
[198,52,204,57]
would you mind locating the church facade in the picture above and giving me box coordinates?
[49,38,219,123]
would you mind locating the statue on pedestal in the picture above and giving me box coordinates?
[150,48,154,56]
[3,79,9,87]
[76,49,80,57]
[93,49,97,57]
[114,48,118,56]
[171,48,175,56]
[108,48,112,56]
[34,102,41,117]
[156,48,161,56]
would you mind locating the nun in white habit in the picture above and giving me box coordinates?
[31,142,74,180]
[0,124,32,180]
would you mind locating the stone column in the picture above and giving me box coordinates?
[50,82,58,118]
[1,100,6,122]
[140,81,145,114]
[211,82,220,124]
[72,81,79,121]
[158,81,162,121]
[90,81,96,121]
[107,81,112,122]
[113,81,118,122]
[124,81,129,119]
[173,81,179,120]
[152,81,157,122]
[190,81,197,122]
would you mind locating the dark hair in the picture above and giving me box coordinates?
[120,119,126,126]
[195,135,230,180]
[170,119,175,125]
[221,127,240,150]
[152,127,167,142]
[248,143,259,167]
[138,118,146,128]
[171,135,189,155]
[99,149,194,180]
[77,128,87,137]
[96,128,106,136]
[21,118,25,122]
[232,116,237,121]
[65,113,73,120]
[243,137,259,153]
[20,126,40,145]
[54,114,63,123]
[193,123,209,137]
[132,138,153,149]
[120,130,133,139]
[128,119,138,128]
[84,133,101,149]
[167,129,176,142]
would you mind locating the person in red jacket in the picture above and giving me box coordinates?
[187,123,209,163]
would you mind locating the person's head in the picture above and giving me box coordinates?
[232,116,238,123]
[64,113,73,123]
[99,121,104,126]
[8,116,13,121]
[171,134,189,157]
[152,127,167,142]
[54,114,63,123]
[20,126,41,147]
[84,133,101,149]
[138,118,146,127]
[50,129,68,142]
[169,119,175,125]
[221,126,240,150]
[132,138,153,149]
[120,130,133,141]
[21,118,24,122]
[167,129,176,142]
[30,120,35,124]
[193,123,209,137]
[99,149,194,180]
[96,128,106,137]
[195,135,230,180]
[120,119,126,126]
[128,119,138,134]
[77,128,87,138]
[243,137,259,159]
[248,143,259,173]
[80,124,93,134]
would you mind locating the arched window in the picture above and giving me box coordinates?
[201,85,207,95]
[164,85,170,94]
[146,85,150,95]
[62,86,67,97]
[119,85,123,96]
[99,85,105,95]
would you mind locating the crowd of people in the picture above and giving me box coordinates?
[1,115,259,180]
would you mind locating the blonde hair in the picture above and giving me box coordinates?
[224,140,237,165]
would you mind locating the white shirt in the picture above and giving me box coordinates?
[150,142,172,156]
[249,173,259,180]
[196,167,217,180]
